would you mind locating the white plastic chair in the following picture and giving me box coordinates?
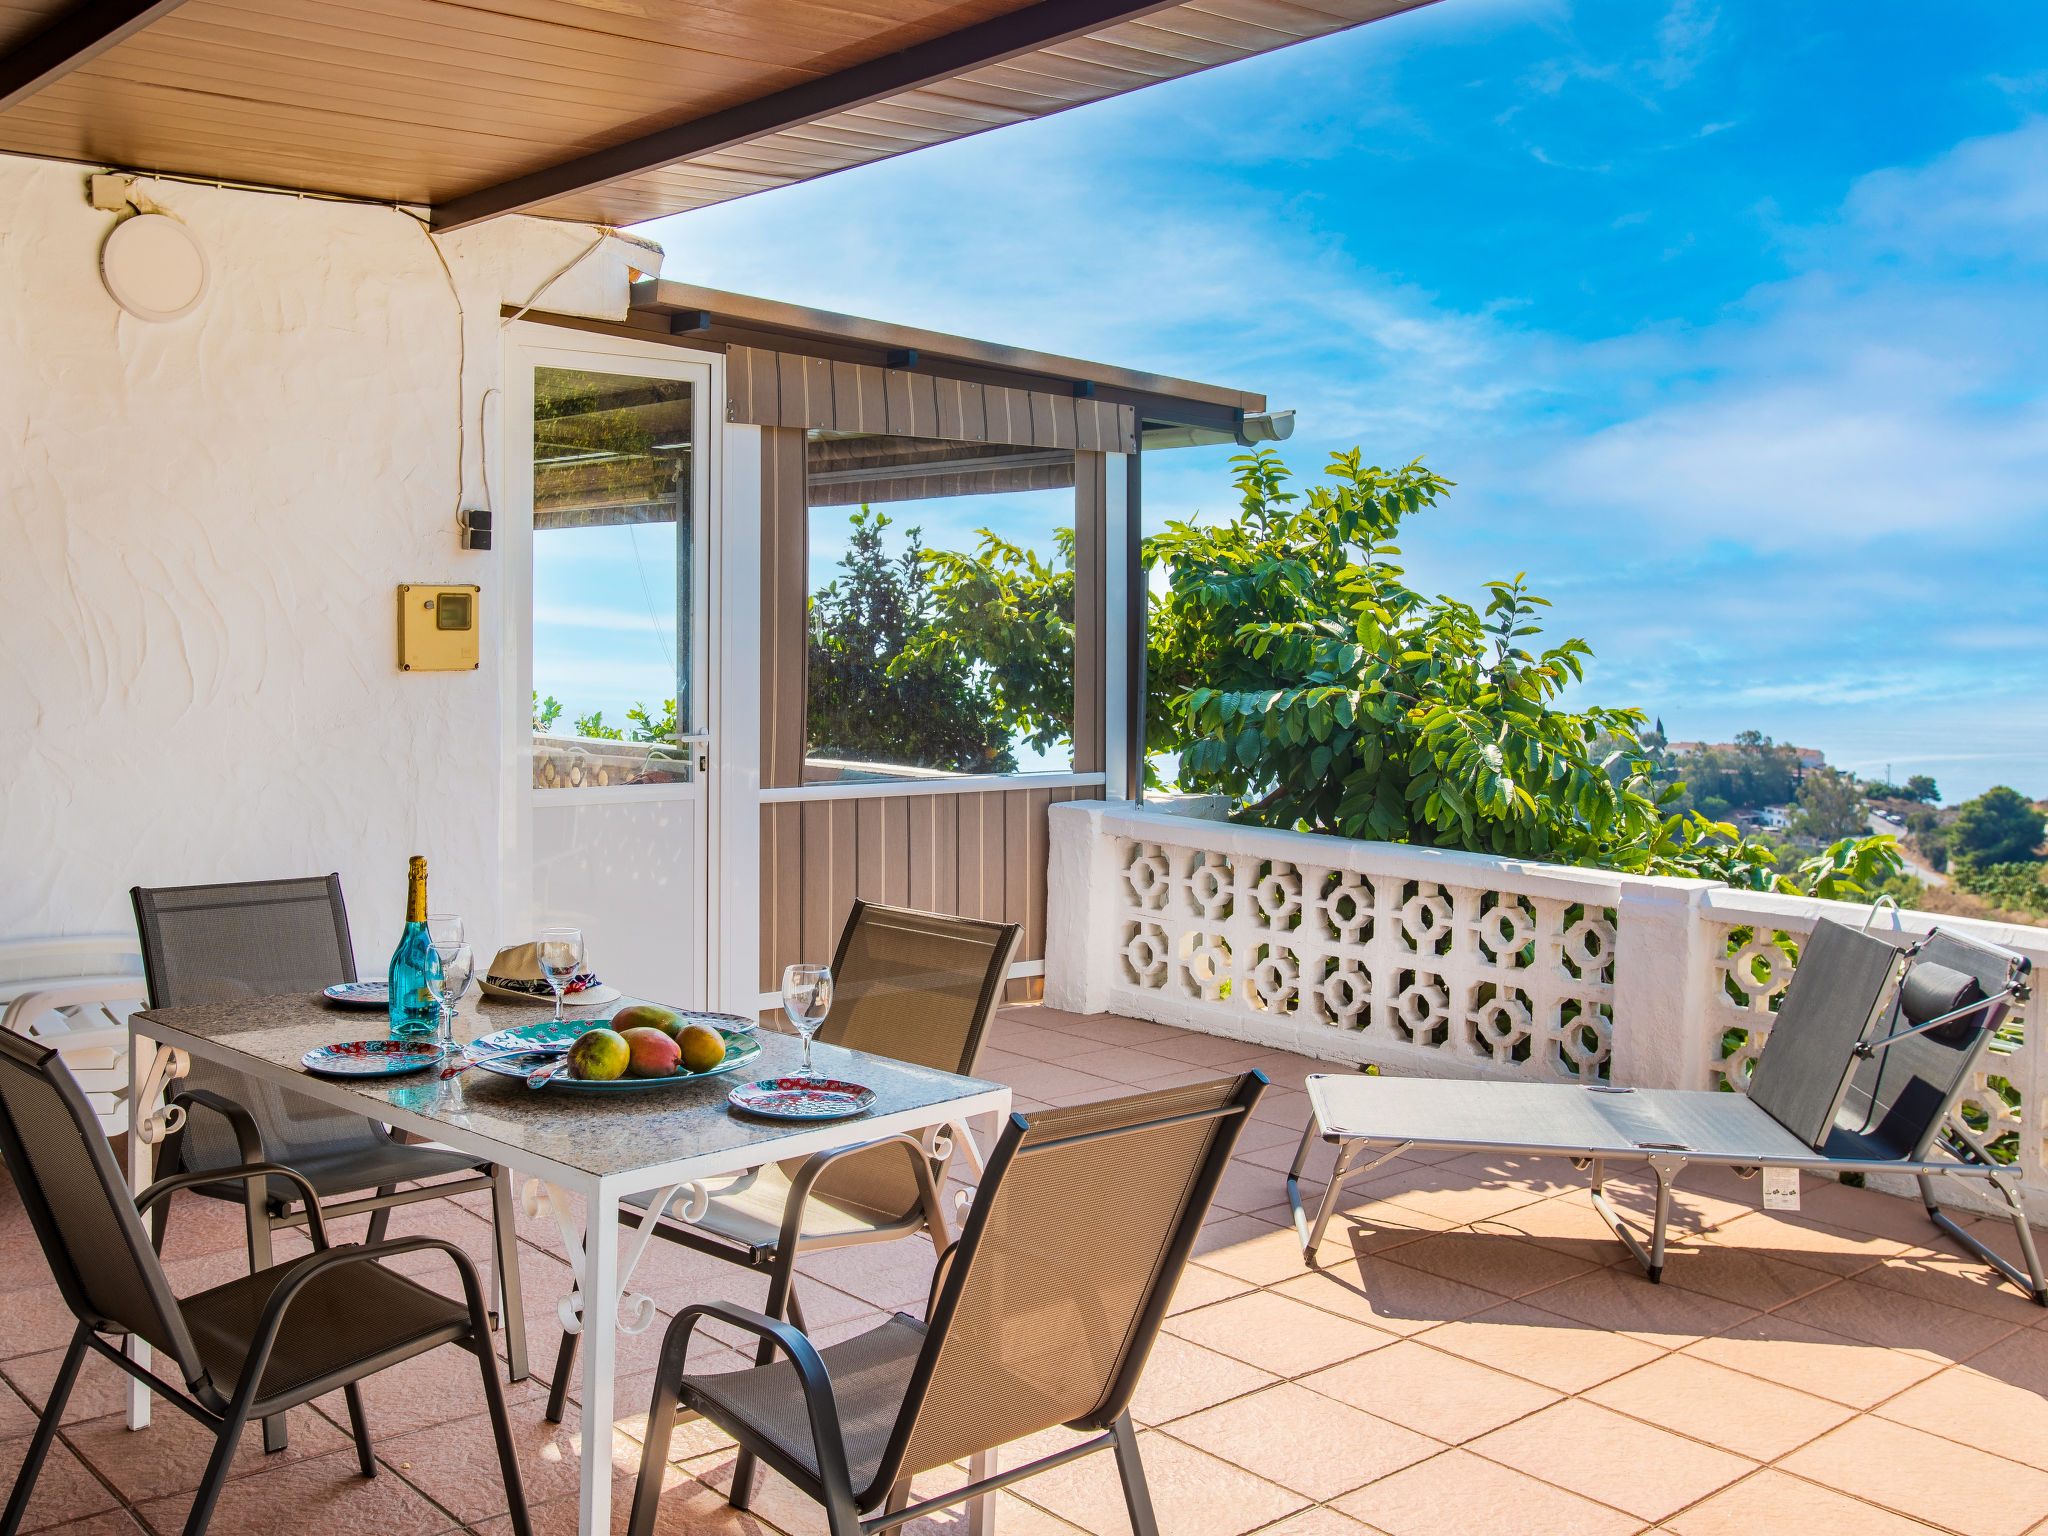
[0,936,147,1140]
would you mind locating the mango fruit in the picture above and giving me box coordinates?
[567,1028,630,1081]
[611,1003,681,1038]
[676,1023,726,1074]
[621,1026,681,1078]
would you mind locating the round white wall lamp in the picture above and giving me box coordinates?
[99,213,209,322]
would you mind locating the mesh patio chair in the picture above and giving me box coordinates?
[0,1028,531,1536]
[544,900,1020,1421]
[625,1072,1267,1536]
[131,876,528,1454]
[1287,918,2043,1299]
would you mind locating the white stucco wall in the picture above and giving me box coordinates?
[0,155,658,969]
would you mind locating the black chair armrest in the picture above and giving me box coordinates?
[137,1162,332,1249]
[228,1236,492,1406]
[168,1087,268,1167]
[666,1300,855,1497]
[778,1133,949,1254]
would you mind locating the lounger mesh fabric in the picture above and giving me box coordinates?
[1832,931,2003,1162]
[1745,919,1901,1149]
[894,1078,1240,1479]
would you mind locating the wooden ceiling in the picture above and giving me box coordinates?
[0,0,1434,228]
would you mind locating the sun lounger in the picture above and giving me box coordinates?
[1286,919,2043,1301]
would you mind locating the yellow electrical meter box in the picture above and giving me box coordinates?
[398,584,480,671]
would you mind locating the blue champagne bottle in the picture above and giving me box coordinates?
[387,855,443,1040]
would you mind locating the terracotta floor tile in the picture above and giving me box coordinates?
[1300,1338,1560,1444]
[1165,1265,1255,1317]
[1234,1118,1311,1156]
[1859,1250,2048,1324]
[1057,1045,1198,1085]
[2,1347,135,1428]
[8,1514,149,1536]
[63,1404,351,1503]
[1191,1219,1309,1285]
[468,1464,702,1536]
[1796,1180,1981,1247]
[1144,1032,1273,1068]
[1165,1382,1442,1499]
[1208,1160,1299,1217]
[1366,1230,1596,1300]
[983,1061,1123,1105]
[1522,1265,1758,1348]
[1409,1301,1664,1393]
[1468,1398,1752,1522]
[1961,1325,2048,1394]
[1773,1277,2021,1361]
[1664,1469,1946,1536]
[1779,1415,2048,1536]
[1271,1260,1501,1337]
[690,1449,832,1536]
[1162,1289,1395,1379]
[380,1408,642,1524]
[1698,1209,1904,1276]
[1015,1429,1307,1536]
[1310,1210,1461,1269]
[1333,1447,1639,1536]
[1126,1334,1279,1426]
[1250,1507,1385,1536]
[1584,1353,1854,1459]
[0,1436,122,1533]
[1430,1152,1588,1199]
[0,1291,80,1365]
[1682,1313,1947,1409]
[1654,1244,1842,1311]
[781,1236,938,1313]
[1376,1174,1550,1228]
[0,1377,43,1442]
[1470,1190,1640,1264]
[1876,1356,2048,1471]
[309,1342,545,1440]
[134,1447,461,1536]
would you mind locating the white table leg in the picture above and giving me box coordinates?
[579,1190,620,1536]
[125,1037,188,1431]
[968,1446,996,1536]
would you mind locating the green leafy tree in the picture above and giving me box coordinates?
[573,709,623,740]
[532,693,563,733]
[1153,450,1793,882]
[1904,774,1940,803]
[1953,861,2048,915]
[906,528,1076,755]
[1678,733,1801,813]
[1950,786,2046,868]
[808,509,1015,773]
[1792,766,1867,841]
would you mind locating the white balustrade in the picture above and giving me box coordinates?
[1046,802,2048,1219]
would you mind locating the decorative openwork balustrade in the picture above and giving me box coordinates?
[1045,802,2048,1217]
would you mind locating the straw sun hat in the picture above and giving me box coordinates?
[480,942,622,1006]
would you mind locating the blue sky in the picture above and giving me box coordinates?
[640,0,2048,803]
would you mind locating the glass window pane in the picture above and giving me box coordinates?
[530,367,693,790]
[804,431,1075,784]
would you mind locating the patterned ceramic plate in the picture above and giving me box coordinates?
[322,981,389,1009]
[301,1040,443,1077]
[727,1077,877,1121]
[470,1029,760,1093]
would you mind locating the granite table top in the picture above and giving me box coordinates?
[132,991,1008,1189]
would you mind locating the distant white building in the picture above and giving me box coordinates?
[1762,804,1795,830]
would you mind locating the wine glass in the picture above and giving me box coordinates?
[429,942,474,1056]
[428,913,464,951]
[782,963,833,1079]
[537,927,585,1023]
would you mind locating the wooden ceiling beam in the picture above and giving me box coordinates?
[0,0,193,115]
[428,0,1186,231]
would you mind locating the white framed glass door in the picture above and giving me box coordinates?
[502,326,719,1006]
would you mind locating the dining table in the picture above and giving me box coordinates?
[126,989,1012,1536]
